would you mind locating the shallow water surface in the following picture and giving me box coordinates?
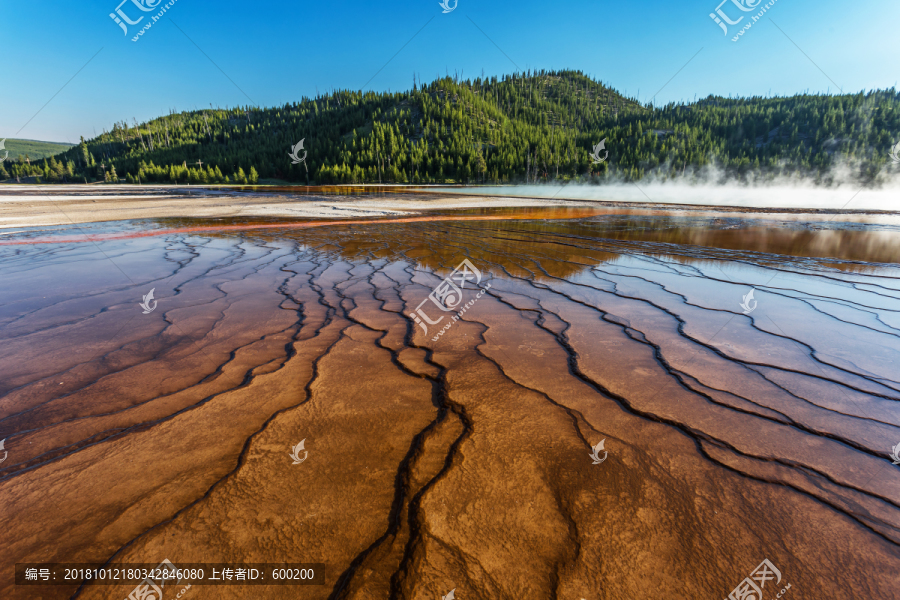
[0,213,899,599]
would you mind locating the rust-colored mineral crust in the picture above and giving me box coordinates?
[1,213,899,600]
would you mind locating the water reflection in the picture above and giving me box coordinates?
[152,210,900,274]
[2,207,898,276]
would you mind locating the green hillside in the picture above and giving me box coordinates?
[2,139,73,162]
[3,69,899,185]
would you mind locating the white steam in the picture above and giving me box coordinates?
[431,160,900,211]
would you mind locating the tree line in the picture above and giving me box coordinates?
[3,69,898,186]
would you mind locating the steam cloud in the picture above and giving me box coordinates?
[435,159,900,211]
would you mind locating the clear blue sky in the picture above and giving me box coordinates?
[3,0,898,143]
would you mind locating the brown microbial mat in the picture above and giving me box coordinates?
[1,211,899,599]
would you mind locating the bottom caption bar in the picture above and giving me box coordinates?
[16,560,328,586]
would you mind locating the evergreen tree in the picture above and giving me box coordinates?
[475,147,487,184]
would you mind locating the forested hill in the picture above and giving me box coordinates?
[3,69,899,185]
[1,139,74,161]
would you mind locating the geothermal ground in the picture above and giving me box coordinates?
[1,187,899,600]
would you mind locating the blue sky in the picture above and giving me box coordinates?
[3,0,898,143]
